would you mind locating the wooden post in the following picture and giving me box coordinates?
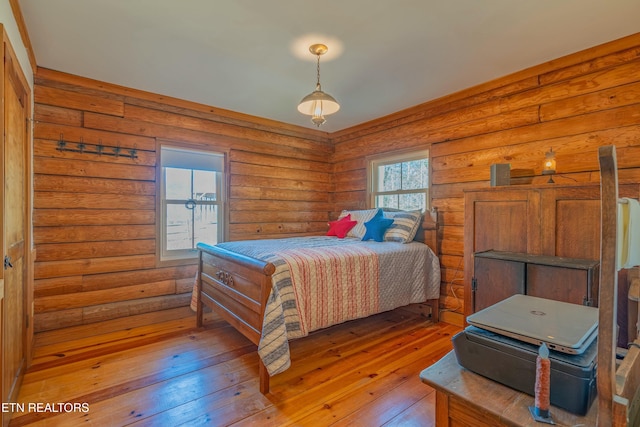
[596,145,618,427]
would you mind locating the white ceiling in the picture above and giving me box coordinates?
[18,0,640,133]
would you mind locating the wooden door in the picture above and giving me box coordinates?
[2,38,28,422]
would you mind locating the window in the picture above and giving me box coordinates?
[159,145,225,262]
[369,149,430,211]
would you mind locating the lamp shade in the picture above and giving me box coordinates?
[297,88,340,116]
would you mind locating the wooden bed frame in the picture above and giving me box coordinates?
[195,208,441,394]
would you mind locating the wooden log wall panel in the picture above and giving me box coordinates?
[33,68,331,332]
[231,185,327,203]
[176,277,195,294]
[124,97,329,144]
[80,294,193,324]
[331,105,541,163]
[231,150,331,173]
[34,157,156,180]
[231,161,330,183]
[34,104,82,127]
[230,222,328,236]
[34,192,155,210]
[35,254,158,279]
[35,68,328,141]
[431,109,640,185]
[35,239,156,261]
[33,294,192,332]
[33,265,197,298]
[432,125,640,176]
[330,33,640,315]
[80,265,197,293]
[228,149,332,239]
[230,174,332,193]
[540,82,640,122]
[82,112,330,163]
[231,199,331,213]
[35,174,156,195]
[230,210,328,225]
[34,276,83,298]
[35,280,176,312]
[34,309,83,332]
[35,85,125,116]
[33,209,156,226]
[124,104,331,154]
[331,76,541,146]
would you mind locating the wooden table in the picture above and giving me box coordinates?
[420,351,598,426]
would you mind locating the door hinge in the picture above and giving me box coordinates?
[471,277,477,292]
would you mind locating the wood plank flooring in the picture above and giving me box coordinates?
[10,307,460,426]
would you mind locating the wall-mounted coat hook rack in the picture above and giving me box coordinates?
[57,134,137,159]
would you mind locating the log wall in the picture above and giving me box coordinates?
[331,33,640,317]
[32,68,332,332]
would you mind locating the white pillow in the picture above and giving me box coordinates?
[338,208,380,238]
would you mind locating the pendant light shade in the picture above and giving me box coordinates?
[298,44,340,127]
[297,85,340,126]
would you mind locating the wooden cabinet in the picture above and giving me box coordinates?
[464,183,639,316]
[472,250,599,312]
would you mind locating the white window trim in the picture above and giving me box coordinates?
[156,142,227,265]
[367,148,431,211]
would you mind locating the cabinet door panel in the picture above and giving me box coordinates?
[473,258,525,312]
[554,200,600,260]
[473,201,529,253]
[526,265,588,306]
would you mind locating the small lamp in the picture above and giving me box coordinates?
[542,148,557,183]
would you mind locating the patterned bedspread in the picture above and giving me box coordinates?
[211,236,440,376]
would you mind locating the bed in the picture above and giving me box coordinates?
[194,207,441,394]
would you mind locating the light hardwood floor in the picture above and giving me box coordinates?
[10,307,460,426]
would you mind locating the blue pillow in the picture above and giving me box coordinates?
[362,212,394,242]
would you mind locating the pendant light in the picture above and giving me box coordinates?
[297,44,340,127]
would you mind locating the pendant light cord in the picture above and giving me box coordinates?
[316,54,321,89]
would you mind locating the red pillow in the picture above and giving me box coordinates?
[326,214,357,238]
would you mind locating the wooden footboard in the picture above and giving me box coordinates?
[195,242,274,393]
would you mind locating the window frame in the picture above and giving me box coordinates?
[156,141,228,266]
[367,148,431,212]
